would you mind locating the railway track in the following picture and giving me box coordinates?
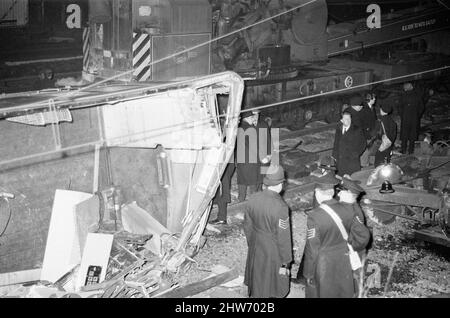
[0,41,83,94]
[1,70,82,94]
[210,110,450,243]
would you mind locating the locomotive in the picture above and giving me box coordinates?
[2,0,450,126]
[80,0,450,128]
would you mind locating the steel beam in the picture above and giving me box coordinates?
[364,186,442,209]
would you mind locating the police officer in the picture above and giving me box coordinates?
[243,165,292,298]
[337,177,372,296]
[303,175,371,298]
[337,178,367,222]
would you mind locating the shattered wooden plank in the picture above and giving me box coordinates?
[155,267,239,298]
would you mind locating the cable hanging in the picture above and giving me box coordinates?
[0,65,448,170]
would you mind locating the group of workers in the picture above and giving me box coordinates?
[209,81,428,298]
[333,81,427,177]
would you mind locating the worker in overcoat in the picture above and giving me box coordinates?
[374,103,397,167]
[236,108,272,201]
[360,93,378,167]
[332,110,367,177]
[400,82,425,154]
[303,176,371,298]
[243,165,292,298]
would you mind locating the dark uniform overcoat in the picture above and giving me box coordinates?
[332,123,366,176]
[243,190,293,298]
[303,199,371,298]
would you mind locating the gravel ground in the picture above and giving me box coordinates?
[179,194,449,298]
[365,218,450,297]
[175,115,450,298]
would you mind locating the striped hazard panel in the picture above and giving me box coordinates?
[133,33,151,81]
[82,27,90,72]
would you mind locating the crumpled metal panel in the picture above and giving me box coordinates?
[102,88,221,149]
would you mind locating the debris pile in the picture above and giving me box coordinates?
[1,188,236,298]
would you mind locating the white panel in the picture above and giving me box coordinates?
[75,233,113,291]
[102,91,221,149]
[121,201,171,236]
[40,190,93,283]
[195,147,223,194]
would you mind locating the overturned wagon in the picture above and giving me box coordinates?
[0,71,244,293]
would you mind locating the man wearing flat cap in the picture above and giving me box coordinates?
[243,165,292,298]
[374,103,397,167]
[303,174,371,298]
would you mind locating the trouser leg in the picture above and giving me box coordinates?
[401,136,407,154]
[408,138,415,154]
[248,184,257,195]
[217,201,228,221]
[238,184,247,202]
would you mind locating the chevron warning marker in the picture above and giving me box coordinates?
[133,33,151,81]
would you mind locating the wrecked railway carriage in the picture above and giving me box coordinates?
[0,71,244,295]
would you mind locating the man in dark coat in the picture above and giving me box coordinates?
[236,109,272,202]
[374,103,397,167]
[360,93,378,167]
[243,165,292,298]
[345,95,364,131]
[303,176,371,298]
[400,82,425,154]
[210,161,235,225]
[361,93,378,139]
[332,110,367,177]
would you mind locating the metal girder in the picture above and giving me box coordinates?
[414,227,450,247]
[364,186,443,209]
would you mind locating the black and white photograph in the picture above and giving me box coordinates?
[0,0,449,302]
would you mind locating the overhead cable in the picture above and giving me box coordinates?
[0,65,448,169]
